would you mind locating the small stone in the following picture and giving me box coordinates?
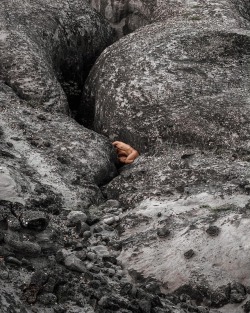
[4,234,41,256]
[37,293,57,305]
[20,211,49,231]
[75,251,87,261]
[86,215,100,225]
[64,255,86,273]
[74,242,83,251]
[37,114,46,121]
[5,256,22,266]
[79,222,90,233]
[115,216,120,222]
[55,249,72,263]
[103,255,117,264]
[43,141,51,147]
[87,252,96,261]
[157,226,170,238]
[67,211,87,226]
[107,268,116,277]
[103,217,115,225]
[7,217,21,231]
[0,270,9,280]
[184,249,195,259]
[206,225,220,237]
[93,225,103,233]
[110,241,122,251]
[105,200,120,208]
[139,300,151,313]
[90,265,100,273]
[230,281,246,303]
[157,212,162,217]
[116,270,124,279]
[83,231,91,239]
[91,245,109,257]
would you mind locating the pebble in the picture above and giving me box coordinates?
[92,245,110,257]
[103,255,117,264]
[20,211,49,231]
[184,249,195,259]
[93,225,103,233]
[90,265,100,273]
[157,226,170,238]
[67,211,87,226]
[86,215,100,226]
[5,256,22,266]
[79,222,90,233]
[83,231,91,239]
[56,249,72,263]
[103,217,116,225]
[0,270,9,280]
[75,251,87,261]
[7,217,21,231]
[107,268,116,277]
[74,242,83,251]
[64,255,86,273]
[206,225,220,237]
[4,234,41,255]
[87,252,96,261]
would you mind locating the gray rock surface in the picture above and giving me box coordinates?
[83,0,250,154]
[0,0,115,114]
[89,0,247,37]
[81,1,250,312]
[90,0,155,37]
[2,0,250,313]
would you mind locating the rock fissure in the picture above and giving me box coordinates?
[2,0,250,313]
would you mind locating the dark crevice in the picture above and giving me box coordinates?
[56,54,98,123]
[51,19,117,124]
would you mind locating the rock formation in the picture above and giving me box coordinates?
[0,0,115,114]
[2,0,250,312]
[82,1,250,312]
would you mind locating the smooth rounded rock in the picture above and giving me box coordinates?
[67,211,87,226]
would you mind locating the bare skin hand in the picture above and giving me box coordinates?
[112,141,139,164]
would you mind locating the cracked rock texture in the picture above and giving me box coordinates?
[82,1,250,312]
[0,0,115,114]
[2,0,250,313]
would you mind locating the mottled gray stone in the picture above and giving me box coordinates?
[4,233,41,255]
[64,254,86,273]
[67,211,87,226]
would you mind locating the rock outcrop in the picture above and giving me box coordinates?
[90,0,155,37]
[2,0,250,312]
[83,0,250,154]
[81,1,250,312]
[89,0,247,37]
[0,0,115,114]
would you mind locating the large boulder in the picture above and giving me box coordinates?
[83,0,250,154]
[0,0,115,114]
[90,0,155,37]
[0,82,117,209]
[89,0,244,36]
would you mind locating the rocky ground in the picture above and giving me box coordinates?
[2,0,250,313]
